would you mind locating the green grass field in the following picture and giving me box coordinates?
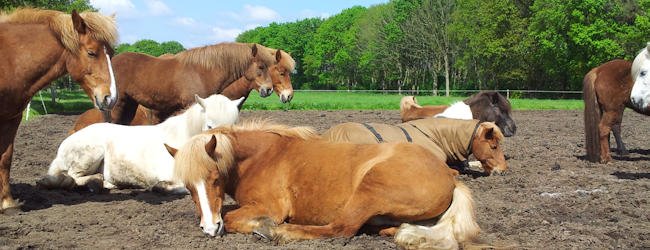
[22,89,584,121]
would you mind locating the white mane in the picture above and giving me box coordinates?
[630,42,650,110]
[434,101,473,120]
[38,94,243,193]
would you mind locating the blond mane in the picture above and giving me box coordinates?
[173,133,234,185]
[258,45,296,72]
[1,8,118,54]
[175,42,262,78]
[213,118,318,140]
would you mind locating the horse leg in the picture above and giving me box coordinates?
[598,111,617,163]
[259,192,378,242]
[223,205,287,234]
[69,173,105,193]
[612,109,628,156]
[0,116,22,210]
[151,181,188,194]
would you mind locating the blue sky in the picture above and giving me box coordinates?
[89,0,387,48]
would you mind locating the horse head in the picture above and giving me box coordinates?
[631,42,650,111]
[400,96,423,112]
[466,91,516,137]
[271,49,294,103]
[193,94,243,131]
[243,44,273,98]
[165,134,233,237]
[65,10,118,111]
[470,122,507,175]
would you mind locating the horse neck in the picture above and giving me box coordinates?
[15,25,69,97]
[220,77,253,100]
[157,104,202,147]
[417,119,476,161]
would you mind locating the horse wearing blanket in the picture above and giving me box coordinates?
[322,118,507,175]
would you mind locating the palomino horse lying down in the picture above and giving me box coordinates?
[37,94,243,194]
[165,120,481,249]
[400,91,516,137]
[322,118,507,175]
[584,43,650,163]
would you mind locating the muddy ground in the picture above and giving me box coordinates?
[1,109,649,249]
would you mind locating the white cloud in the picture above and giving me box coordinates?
[145,0,172,16]
[242,5,279,21]
[212,27,242,43]
[244,24,261,30]
[121,34,139,44]
[91,0,136,17]
[174,17,196,26]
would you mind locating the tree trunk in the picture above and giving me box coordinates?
[444,53,450,96]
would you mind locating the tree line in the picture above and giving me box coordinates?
[236,0,650,95]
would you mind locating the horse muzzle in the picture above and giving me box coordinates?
[259,87,273,98]
[95,94,117,111]
[280,91,293,103]
[201,221,225,237]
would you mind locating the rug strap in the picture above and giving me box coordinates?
[361,123,384,143]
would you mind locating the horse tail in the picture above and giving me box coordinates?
[394,181,481,249]
[583,69,601,162]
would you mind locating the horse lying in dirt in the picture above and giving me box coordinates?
[400,91,516,137]
[322,118,507,175]
[38,94,242,194]
[165,120,482,249]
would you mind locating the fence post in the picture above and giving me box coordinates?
[507,89,510,99]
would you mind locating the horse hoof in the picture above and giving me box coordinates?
[1,206,22,215]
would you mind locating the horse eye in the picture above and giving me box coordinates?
[280,73,285,76]
[213,179,219,186]
[491,145,497,150]
[87,51,97,58]
[642,71,647,77]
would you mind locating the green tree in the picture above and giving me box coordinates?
[1,0,96,12]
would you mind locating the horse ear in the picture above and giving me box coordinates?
[484,127,495,140]
[110,13,116,19]
[275,49,282,62]
[646,42,650,52]
[195,94,206,110]
[232,96,245,107]
[71,9,87,34]
[251,44,258,57]
[164,143,178,157]
[205,135,220,161]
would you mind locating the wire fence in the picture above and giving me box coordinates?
[293,89,584,99]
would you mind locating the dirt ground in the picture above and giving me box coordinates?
[1,109,649,249]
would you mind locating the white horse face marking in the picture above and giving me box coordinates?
[191,180,224,237]
[631,44,650,110]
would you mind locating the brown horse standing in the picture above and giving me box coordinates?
[109,43,295,125]
[0,8,118,210]
[67,55,280,134]
[583,59,650,163]
[166,120,481,249]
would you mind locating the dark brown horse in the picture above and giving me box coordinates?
[400,91,517,137]
[584,47,650,163]
[166,120,481,249]
[108,43,278,125]
[0,8,118,210]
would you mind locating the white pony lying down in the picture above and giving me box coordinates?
[38,94,243,194]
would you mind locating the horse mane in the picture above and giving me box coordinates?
[175,42,268,78]
[631,45,649,79]
[213,118,318,140]
[477,122,504,142]
[173,133,234,185]
[258,45,296,71]
[465,91,512,114]
[0,8,118,54]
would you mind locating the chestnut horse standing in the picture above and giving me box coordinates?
[166,120,481,249]
[109,43,295,125]
[0,8,118,210]
[584,44,650,163]
[400,91,516,137]
[67,53,281,134]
